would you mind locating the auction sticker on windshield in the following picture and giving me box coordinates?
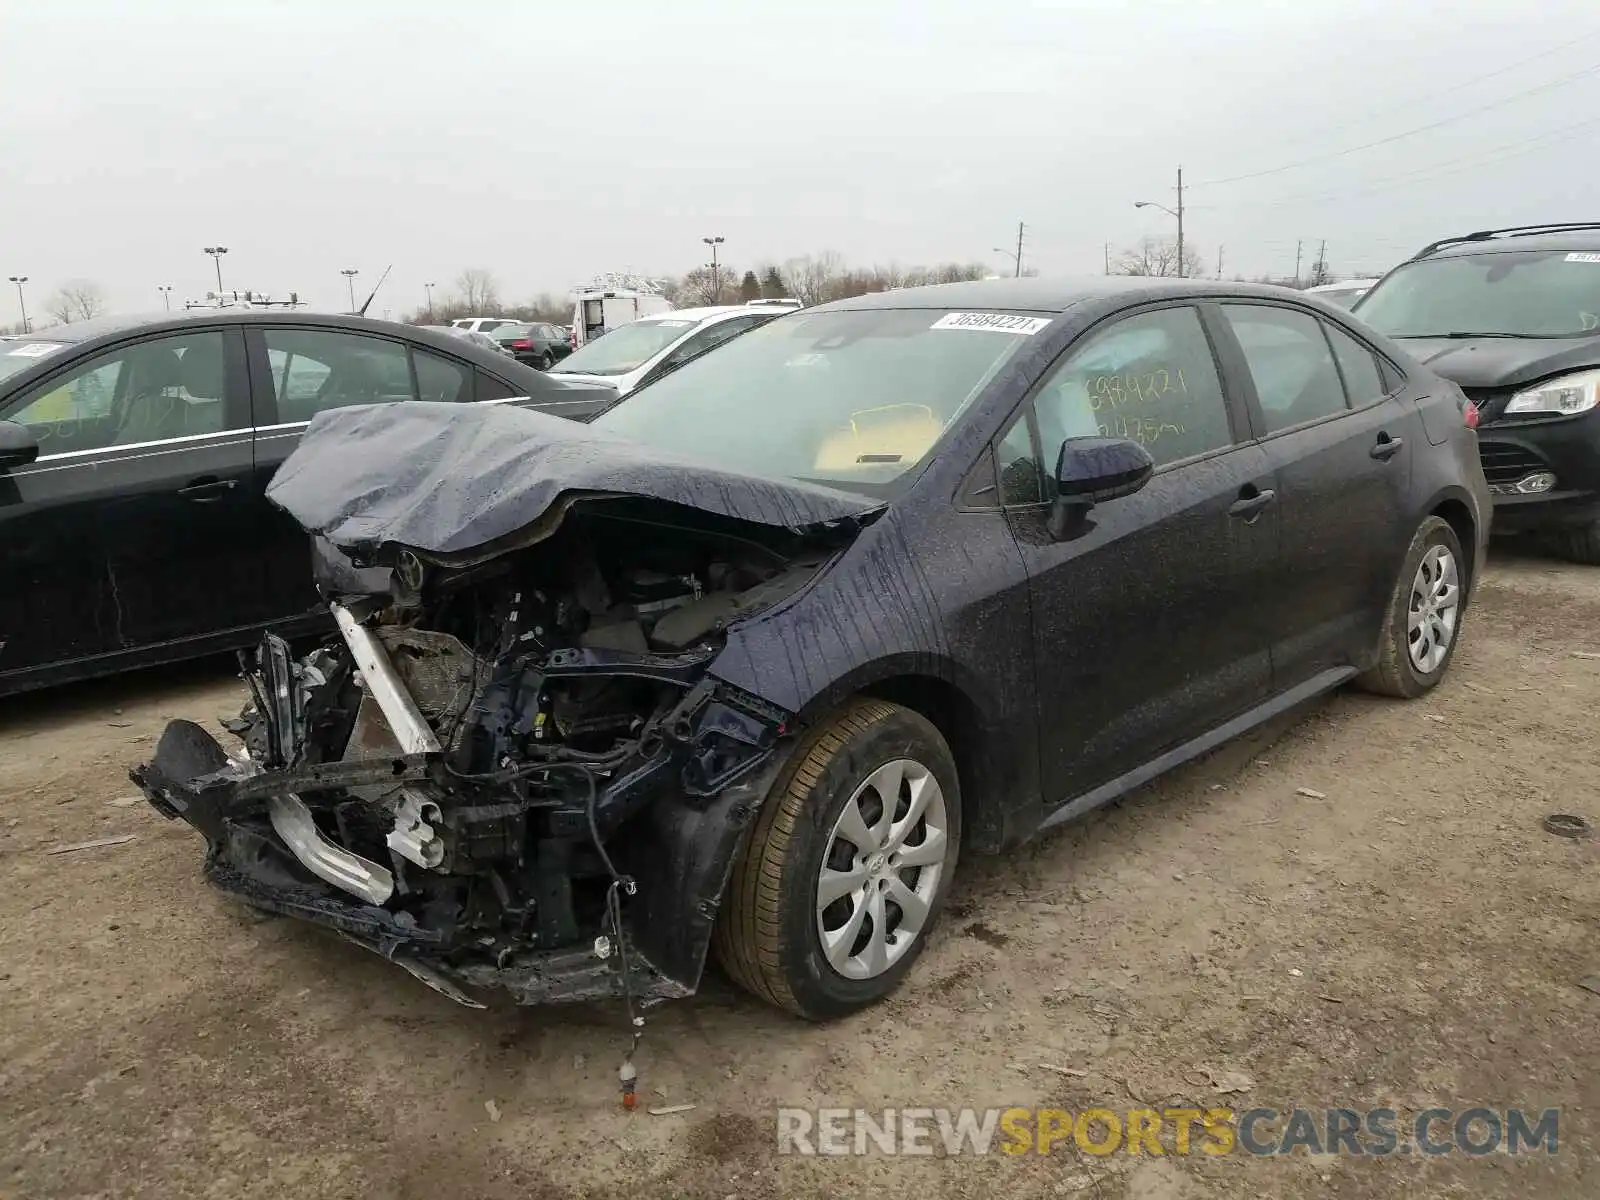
[931,312,1052,334]
[1565,253,1600,264]
[6,342,65,358]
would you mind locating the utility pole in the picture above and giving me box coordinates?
[1314,239,1328,286]
[1216,245,1225,279]
[1104,243,1111,275]
[1174,166,1185,279]
[8,276,28,333]
[1013,221,1025,278]
[424,281,435,322]
[1293,240,1304,287]
[341,268,359,313]
[702,235,725,299]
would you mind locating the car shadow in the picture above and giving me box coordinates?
[0,653,243,734]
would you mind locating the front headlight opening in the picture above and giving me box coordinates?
[1506,370,1600,416]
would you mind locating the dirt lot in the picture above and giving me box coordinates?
[2,549,1597,1200]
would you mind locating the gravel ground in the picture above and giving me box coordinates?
[1,550,1596,1200]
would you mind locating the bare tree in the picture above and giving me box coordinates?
[676,263,741,307]
[45,280,108,324]
[1112,238,1205,279]
[454,268,501,313]
[780,252,845,307]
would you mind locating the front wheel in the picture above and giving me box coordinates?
[1555,520,1600,565]
[1358,515,1467,698]
[713,699,961,1020]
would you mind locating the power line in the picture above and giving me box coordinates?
[1233,115,1600,208]
[1193,61,1600,188]
[1231,30,1600,155]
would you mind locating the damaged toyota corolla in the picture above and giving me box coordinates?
[132,279,1488,1022]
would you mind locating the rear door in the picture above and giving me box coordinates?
[0,327,256,682]
[996,303,1280,813]
[1213,302,1420,686]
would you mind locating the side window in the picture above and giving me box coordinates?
[413,348,470,403]
[1323,322,1385,405]
[262,329,414,423]
[475,371,516,402]
[1220,305,1348,434]
[1034,306,1232,469]
[996,410,1042,504]
[5,331,232,454]
[660,317,762,373]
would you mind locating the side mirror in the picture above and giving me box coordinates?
[1048,436,1152,539]
[0,421,39,471]
[1055,436,1153,503]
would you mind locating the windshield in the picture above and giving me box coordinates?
[1357,251,1600,337]
[553,319,698,375]
[0,340,69,384]
[592,307,1045,488]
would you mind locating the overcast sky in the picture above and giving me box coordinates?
[3,1,1599,320]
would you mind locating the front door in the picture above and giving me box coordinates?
[0,327,256,684]
[995,303,1280,812]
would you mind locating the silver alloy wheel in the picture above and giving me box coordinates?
[1407,544,1460,674]
[815,758,949,980]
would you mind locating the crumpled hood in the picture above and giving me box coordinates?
[1401,336,1600,391]
[266,401,886,563]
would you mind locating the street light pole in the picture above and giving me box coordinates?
[341,268,360,313]
[158,285,173,311]
[1133,166,1187,278]
[702,235,724,299]
[203,246,229,294]
[424,281,436,322]
[7,276,29,333]
[992,221,1026,278]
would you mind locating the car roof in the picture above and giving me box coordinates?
[1419,228,1600,260]
[808,275,1329,314]
[1306,279,1379,292]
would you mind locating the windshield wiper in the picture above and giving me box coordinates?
[1396,331,1523,339]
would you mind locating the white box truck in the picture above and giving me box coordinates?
[570,275,672,347]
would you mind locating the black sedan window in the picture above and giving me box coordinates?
[3,331,233,455]
[263,329,413,423]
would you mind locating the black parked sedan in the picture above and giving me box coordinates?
[490,321,573,369]
[133,278,1488,1020]
[0,311,614,697]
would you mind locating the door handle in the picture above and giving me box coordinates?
[1370,433,1404,461]
[1228,487,1275,521]
[178,477,238,500]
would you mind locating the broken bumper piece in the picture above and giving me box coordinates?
[131,719,685,1008]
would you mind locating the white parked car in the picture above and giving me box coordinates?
[546,305,785,397]
[1305,279,1380,309]
[450,316,520,334]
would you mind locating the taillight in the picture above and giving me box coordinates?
[1464,400,1479,429]
[511,338,532,350]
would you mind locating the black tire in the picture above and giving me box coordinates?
[1357,515,1467,699]
[1555,521,1600,565]
[535,352,553,370]
[713,699,962,1020]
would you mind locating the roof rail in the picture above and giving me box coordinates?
[1411,223,1600,260]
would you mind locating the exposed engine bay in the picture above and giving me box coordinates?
[133,503,840,1008]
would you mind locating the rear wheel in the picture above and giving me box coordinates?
[713,699,961,1020]
[1358,516,1467,698]
[535,351,553,370]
